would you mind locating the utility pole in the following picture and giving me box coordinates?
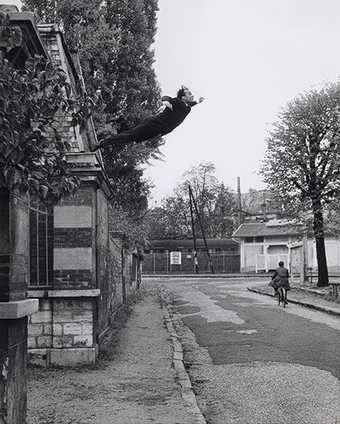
[237,177,243,226]
[188,186,199,273]
[261,192,267,222]
[189,185,215,274]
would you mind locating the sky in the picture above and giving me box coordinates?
[143,0,340,204]
[5,0,340,203]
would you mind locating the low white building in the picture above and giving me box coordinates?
[233,219,340,276]
[233,220,304,273]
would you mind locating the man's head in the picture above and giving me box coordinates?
[177,86,194,102]
[278,261,284,267]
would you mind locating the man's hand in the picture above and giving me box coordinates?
[163,100,173,110]
[198,97,205,103]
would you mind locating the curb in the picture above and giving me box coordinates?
[160,292,207,424]
[247,287,340,317]
[297,287,329,297]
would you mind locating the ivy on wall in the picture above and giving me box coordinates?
[0,54,80,203]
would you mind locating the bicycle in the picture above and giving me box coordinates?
[277,286,288,308]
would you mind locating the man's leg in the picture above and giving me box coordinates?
[100,133,135,148]
[91,117,163,151]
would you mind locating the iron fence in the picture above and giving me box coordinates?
[143,251,240,274]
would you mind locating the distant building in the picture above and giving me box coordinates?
[143,239,240,274]
[233,220,303,272]
[233,219,340,276]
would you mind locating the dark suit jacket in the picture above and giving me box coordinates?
[271,266,290,289]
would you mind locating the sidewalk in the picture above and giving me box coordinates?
[248,284,340,317]
[27,291,205,424]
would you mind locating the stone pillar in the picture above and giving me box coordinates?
[0,190,38,423]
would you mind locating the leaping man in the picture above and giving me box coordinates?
[91,86,204,151]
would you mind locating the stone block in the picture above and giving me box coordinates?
[48,290,99,299]
[29,324,43,336]
[73,311,93,322]
[81,323,93,335]
[43,324,52,335]
[53,298,80,312]
[27,337,36,349]
[53,324,63,336]
[28,349,48,367]
[53,335,73,348]
[27,290,46,298]
[39,299,51,311]
[54,247,92,270]
[37,336,52,348]
[30,310,52,323]
[63,323,82,335]
[0,299,39,319]
[73,335,93,347]
[53,299,68,311]
[49,348,96,367]
[54,228,92,248]
[82,301,93,310]
[53,310,73,322]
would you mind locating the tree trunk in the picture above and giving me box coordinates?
[312,199,329,287]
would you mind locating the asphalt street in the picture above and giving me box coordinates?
[147,277,340,424]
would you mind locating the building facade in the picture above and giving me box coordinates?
[233,220,303,273]
[0,7,140,371]
[233,219,340,278]
[26,22,140,367]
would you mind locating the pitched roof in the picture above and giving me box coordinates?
[149,239,238,249]
[233,221,304,238]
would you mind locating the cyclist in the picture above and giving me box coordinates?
[270,261,290,296]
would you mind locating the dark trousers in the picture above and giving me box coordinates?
[99,117,163,148]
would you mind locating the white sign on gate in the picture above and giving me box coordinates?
[170,251,182,265]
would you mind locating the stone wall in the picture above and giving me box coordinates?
[27,183,141,366]
[28,299,52,352]
[28,182,100,366]
[28,296,96,366]
[26,20,141,368]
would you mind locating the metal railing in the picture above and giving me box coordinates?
[143,251,240,274]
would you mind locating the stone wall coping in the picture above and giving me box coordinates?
[27,290,48,298]
[0,299,39,319]
[47,289,100,298]
[27,289,101,298]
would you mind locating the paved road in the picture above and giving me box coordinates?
[147,277,340,424]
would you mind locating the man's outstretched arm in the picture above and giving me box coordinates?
[188,97,205,107]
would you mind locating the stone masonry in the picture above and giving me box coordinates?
[26,21,140,367]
